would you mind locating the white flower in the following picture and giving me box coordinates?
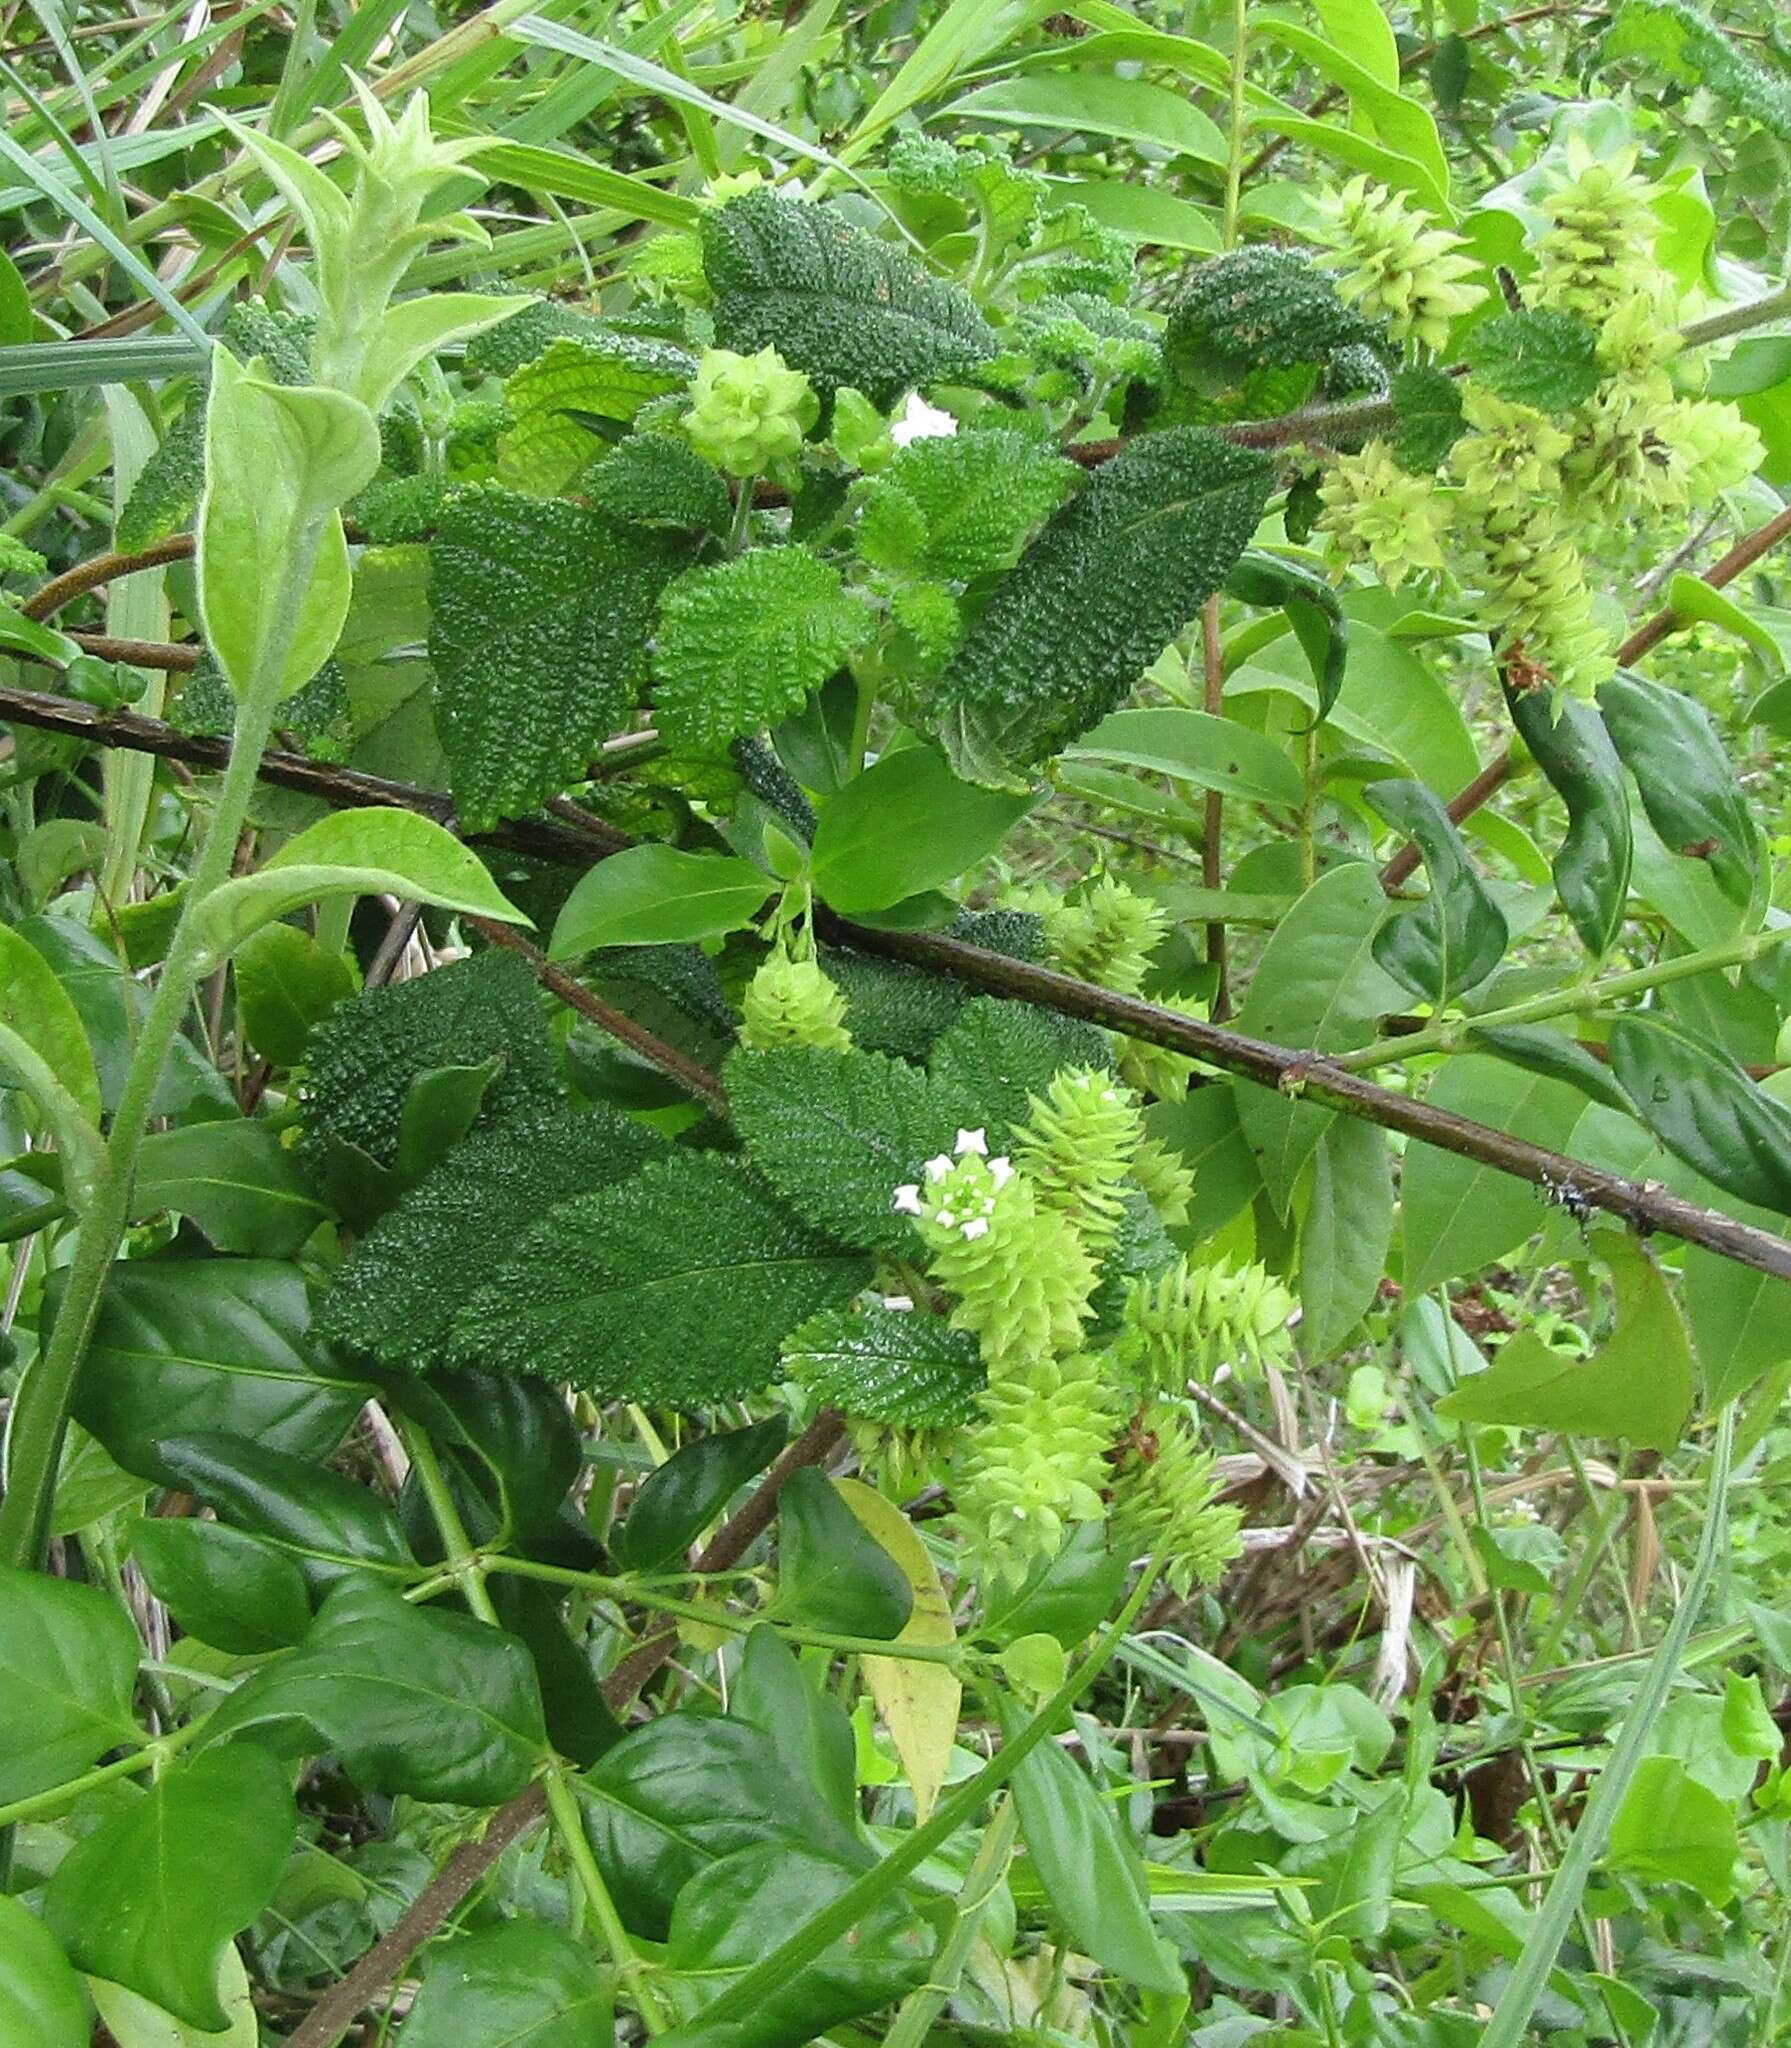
[960,1217,990,1240]
[955,1127,988,1156]
[923,1153,954,1183]
[892,1184,923,1215]
[937,1210,955,1229]
[891,392,958,447]
[881,1294,915,1312]
[988,1156,1015,1187]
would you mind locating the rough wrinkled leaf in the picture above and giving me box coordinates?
[45,1745,296,2033]
[1388,363,1465,471]
[429,486,689,831]
[499,333,697,494]
[775,1469,913,1641]
[856,429,1075,581]
[1464,310,1601,411]
[703,188,996,404]
[614,1416,788,1571]
[452,1152,869,1403]
[927,994,1113,1136]
[782,1305,985,1427]
[1368,778,1509,1004]
[1599,671,1761,910]
[0,1562,140,1806]
[116,402,204,550]
[203,1578,546,1804]
[1609,1012,1791,1216]
[1602,0,1791,142]
[131,1518,314,1655]
[402,1921,614,2048]
[1166,246,1387,379]
[1510,687,1632,958]
[66,1257,369,1493]
[654,547,873,756]
[319,1103,662,1367]
[934,428,1275,778]
[1438,1231,1696,1451]
[725,1044,982,1254]
[0,1895,88,2048]
[589,433,731,532]
[466,297,612,374]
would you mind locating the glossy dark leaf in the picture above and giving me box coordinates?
[66,1260,369,1492]
[1599,671,1761,910]
[1002,1697,1183,1993]
[1466,1025,1633,1116]
[1509,688,1632,959]
[0,1895,89,2048]
[45,1744,296,2032]
[980,1524,1132,1649]
[401,1920,613,2048]
[1367,778,1509,1003]
[1608,1012,1791,1216]
[395,1055,506,1184]
[202,1578,547,1805]
[614,1417,787,1571]
[131,1120,328,1256]
[1224,549,1347,722]
[131,1517,314,1655]
[731,1625,858,1832]
[774,1468,913,1641]
[0,1561,141,1806]
[489,1577,625,1766]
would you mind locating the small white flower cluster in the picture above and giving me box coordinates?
[893,1129,1012,1241]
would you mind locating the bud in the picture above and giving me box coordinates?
[683,345,819,476]
[1318,176,1485,354]
[741,951,852,1053]
[1317,441,1452,586]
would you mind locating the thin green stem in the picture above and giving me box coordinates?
[543,1765,673,2033]
[884,1795,1019,2048]
[0,1716,205,1830]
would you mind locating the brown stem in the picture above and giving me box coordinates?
[1379,501,1791,889]
[283,1407,845,2048]
[68,631,200,670]
[22,534,196,620]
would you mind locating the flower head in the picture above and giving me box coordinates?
[683,345,819,475]
[1318,176,1486,354]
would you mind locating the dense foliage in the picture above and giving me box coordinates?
[3,2,1791,2045]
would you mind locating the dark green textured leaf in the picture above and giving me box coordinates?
[855,430,1076,581]
[499,332,698,494]
[1599,671,1761,909]
[615,1416,788,1571]
[429,486,689,831]
[1609,1013,1791,1215]
[774,1468,914,1640]
[589,433,731,533]
[811,745,1034,914]
[0,1894,89,2048]
[1166,246,1388,379]
[820,947,979,1060]
[1463,310,1601,411]
[653,546,873,756]
[0,1562,140,1806]
[297,950,561,1180]
[402,1921,613,2048]
[45,1745,296,2033]
[703,189,997,405]
[1388,364,1466,471]
[579,1710,868,1940]
[1367,779,1509,1003]
[1603,0,1791,141]
[116,403,203,550]
[203,1578,547,1805]
[781,1305,985,1428]
[451,1152,869,1404]
[934,428,1276,777]
[1510,687,1632,958]
[131,1517,314,1655]
[65,1258,369,1494]
[318,1103,663,1367]
[466,297,611,374]
[927,994,1114,1137]
[725,1044,981,1254]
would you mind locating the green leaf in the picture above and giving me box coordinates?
[927,994,1113,1136]
[45,1745,296,2033]
[1065,706,1303,808]
[703,189,996,405]
[949,71,1225,166]
[1608,1013,1791,1217]
[1467,1023,1634,1115]
[782,1304,985,1428]
[935,428,1275,778]
[1165,247,1387,379]
[1599,671,1761,910]
[653,547,872,757]
[131,1518,313,1655]
[130,1120,327,1257]
[429,487,690,831]
[1401,1056,1588,1295]
[1292,1786,1404,1942]
[358,291,527,417]
[1438,1231,1696,1451]
[1001,1697,1183,1994]
[615,1416,789,1571]
[1388,363,1466,471]
[319,1103,662,1368]
[394,1055,505,1185]
[499,333,697,494]
[811,746,1034,914]
[774,1468,913,1640]
[856,430,1076,582]
[1233,864,1402,1212]
[734,1626,858,1830]
[579,1710,868,1940]
[1464,310,1601,411]
[1509,688,1632,958]
[0,920,104,1203]
[0,1896,88,2048]
[0,610,82,665]
[588,433,731,533]
[232,922,358,1066]
[401,1922,613,2048]
[1223,551,1348,720]
[1368,778,1509,1004]
[0,1561,140,1806]
[1607,1754,1739,1906]
[553,845,775,957]
[1298,1116,1392,1357]
[64,1258,368,1494]
[192,808,528,970]
[1602,0,1791,142]
[725,1044,980,1254]
[197,352,381,699]
[203,1577,546,1804]
[451,1152,869,1404]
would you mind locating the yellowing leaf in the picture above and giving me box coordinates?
[834,1477,959,1821]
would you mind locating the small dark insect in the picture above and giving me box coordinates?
[1044,11,1091,32]
[1681,836,1722,860]
[1540,1169,1596,1225]
[1496,265,1524,313]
